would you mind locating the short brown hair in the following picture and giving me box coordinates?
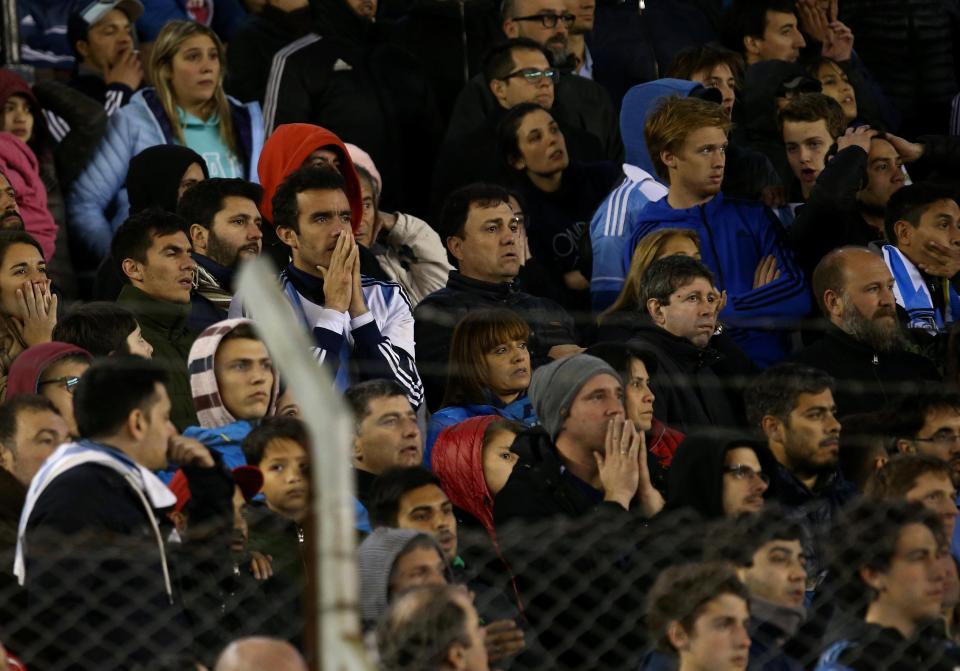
[778,92,846,141]
[645,97,731,182]
[443,309,531,407]
[667,45,745,86]
[646,562,749,653]
[865,453,954,501]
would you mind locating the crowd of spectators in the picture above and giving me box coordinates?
[4,0,960,668]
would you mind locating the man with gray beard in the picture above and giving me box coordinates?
[791,247,940,416]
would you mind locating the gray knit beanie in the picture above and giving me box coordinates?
[528,354,620,442]
[357,528,446,628]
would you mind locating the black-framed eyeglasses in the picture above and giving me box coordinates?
[511,12,575,28]
[723,464,770,485]
[39,376,81,394]
[503,68,560,84]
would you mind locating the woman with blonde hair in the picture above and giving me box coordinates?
[424,308,538,464]
[69,20,264,260]
[598,227,701,329]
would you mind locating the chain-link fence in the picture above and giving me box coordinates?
[4,492,959,671]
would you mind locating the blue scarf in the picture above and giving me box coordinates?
[883,244,960,334]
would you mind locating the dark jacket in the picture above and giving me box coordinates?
[629,193,811,367]
[737,60,813,187]
[790,324,942,417]
[597,313,756,432]
[430,110,606,220]
[117,284,199,431]
[510,160,622,313]
[67,67,136,117]
[492,427,654,670]
[262,0,443,216]
[0,470,28,660]
[22,459,194,669]
[588,0,716,110]
[445,71,624,164]
[241,502,305,648]
[789,146,879,279]
[414,271,578,411]
[493,427,623,525]
[391,0,503,121]
[840,0,960,136]
[225,5,314,104]
[817,619,960,671]
[663,430,778,519]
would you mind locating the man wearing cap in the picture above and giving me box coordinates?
[493,353,664,526]
[67,0,144,116]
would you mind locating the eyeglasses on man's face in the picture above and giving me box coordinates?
[502,68,560,84]
[39,376,81,394]
[723,464,770,485]
[510,12,575,28]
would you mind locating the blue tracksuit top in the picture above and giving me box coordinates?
[627,192,812,367]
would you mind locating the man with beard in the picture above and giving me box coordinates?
[178,179,264,320]
[745,363,856,576]
[792,247,941,416]
[0,172,25,231]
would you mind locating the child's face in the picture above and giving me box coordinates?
[259,437,309,521]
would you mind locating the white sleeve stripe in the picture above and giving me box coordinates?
[378,341,420,392]
[602,183,626,237]
[262,33,322,133]
[378,342,424,403]
[613,182,639,237]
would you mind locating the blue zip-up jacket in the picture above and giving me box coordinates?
[589,79,697,312]
[628,193,811,367]
[424,394,538,466]
[68,88,264,258]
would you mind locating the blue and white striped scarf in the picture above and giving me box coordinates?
[882,244,960,334]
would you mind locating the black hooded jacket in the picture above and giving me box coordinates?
[597,313,756,432]
[735,60,812,187]
[790,324,941,417]
[262,0,444,217]
[663,430,778,519]
[445,71,624,164]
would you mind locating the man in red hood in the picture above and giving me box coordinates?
[6,341,92,438]
[257,123,363,227]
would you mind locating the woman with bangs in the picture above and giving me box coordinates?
[424,308,538,464]
[69,20,264,261]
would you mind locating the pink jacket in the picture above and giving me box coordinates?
[0,132,56,260]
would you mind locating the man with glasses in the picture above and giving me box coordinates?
[431,38,607,216]
[445,0,623,164]
[883,395,960,593]
[888,394,960,482]
[6,342,93,439]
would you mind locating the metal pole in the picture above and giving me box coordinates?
[236,259,372,671]
[3,0,20,65]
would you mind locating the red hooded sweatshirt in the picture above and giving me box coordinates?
[431,415,501,543]
[0,133,56,262]
[257,123,363,231]
[6,342,92,398]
